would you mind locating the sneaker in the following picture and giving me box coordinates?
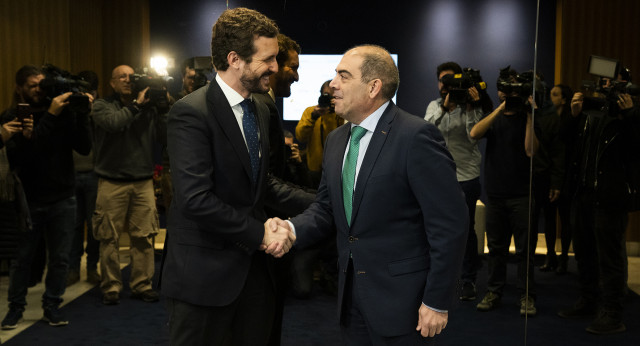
[102,292,120,305]
[557,297,596,319]
[1,308,24,330]
[477,291,501,311]
[131,289,159,303]
[42,307,69,327]
[460,282,477,301]
[520,295,537,316]
[586,310,626,335]
[66,269,80,286]
[86,269,101,285]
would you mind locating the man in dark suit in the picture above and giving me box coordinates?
[160,8,311,346]
[269,45,468,344]
[253,33,300,179]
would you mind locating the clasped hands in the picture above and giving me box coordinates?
[261,217,295,258]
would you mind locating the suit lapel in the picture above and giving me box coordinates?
[207,81,254,185]
[254,97,270,192]
[330,125,352,228]
[350,103,396,226]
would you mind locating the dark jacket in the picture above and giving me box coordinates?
[1,106,91,205]
[566,106,640,210]
[160,81,313,307]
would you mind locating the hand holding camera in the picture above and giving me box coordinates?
[289,143,302,163]
[48,92,73,116]
[571,92,584,117]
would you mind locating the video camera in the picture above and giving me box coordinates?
[318,92,334,112]
[130,70,173,110]
[496,66,542,113]
[39,64,91,113]
[440,68,487,105]
[191,56,213,92]
[581,55,638,117]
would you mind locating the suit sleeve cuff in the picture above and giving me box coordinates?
[422,302,447,313]
[286,220,297,237]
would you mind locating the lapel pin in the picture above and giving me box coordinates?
[381,130,387,135]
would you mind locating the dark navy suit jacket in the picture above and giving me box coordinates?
[160,80,311,307]
[291,102,468,337]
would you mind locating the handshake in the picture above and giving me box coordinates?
[261,217,296,258]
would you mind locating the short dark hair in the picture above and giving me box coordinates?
[15,65,43,86]
[436,62,462,77]
[320,80,331,93]
[181,57,195,75]
[353,45,399,100]
[283,129,294,138]
[78,70,99,92]
[210,8,279,71]
[276,34,300,68]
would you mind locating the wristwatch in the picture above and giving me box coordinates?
[131,99,141,111]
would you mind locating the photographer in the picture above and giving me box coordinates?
[295,80,344,187]
[424,61,484,302]
[557,85,640,334]
[175,57,208,100]
[0,64,93,329]
[91,64,167,306]
[470,67,539,317]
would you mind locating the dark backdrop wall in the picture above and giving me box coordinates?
[149,0,556,120]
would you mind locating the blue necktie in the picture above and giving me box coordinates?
[342,126,367,226]
[240,99,260,183]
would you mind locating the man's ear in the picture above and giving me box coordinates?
[368,79,382,99]
[227,51,240,70]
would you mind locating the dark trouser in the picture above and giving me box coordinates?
[532,174,559,258]
[70,171,99,271]
[570,191,627,313]
[167,253,275,346]
[268,253,293,346]
[340,260,435,346]
[459,178,481,284]
[8,196,76,310]
[485,196,536,297]
[557,196,573,256]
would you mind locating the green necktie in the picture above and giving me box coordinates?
[342,126,367,226]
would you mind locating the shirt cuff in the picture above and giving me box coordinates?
[285,220,297,237]
[422,302,447,313]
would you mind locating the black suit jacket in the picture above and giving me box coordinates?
[291,102,468,336]
[160,80,310,306]
[253,92,286,179]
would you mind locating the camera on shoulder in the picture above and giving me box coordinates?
[39,64,91,114]
[440,68,487,105]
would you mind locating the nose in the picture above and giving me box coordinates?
[330,75,338,89]
[293,70,299,82]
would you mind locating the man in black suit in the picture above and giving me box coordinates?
[269,45,468,344]
[160,8,311,346]
[253,33,300,179]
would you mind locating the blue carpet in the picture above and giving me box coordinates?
[4,255,639,345]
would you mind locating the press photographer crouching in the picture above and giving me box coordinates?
[0,64,93,329]
[91,65,169,306]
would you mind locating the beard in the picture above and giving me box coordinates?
[240,67,272,94]
[24,93,47,108]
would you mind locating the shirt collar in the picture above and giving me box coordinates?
[216,73,251,106]
[352,101,390,133]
